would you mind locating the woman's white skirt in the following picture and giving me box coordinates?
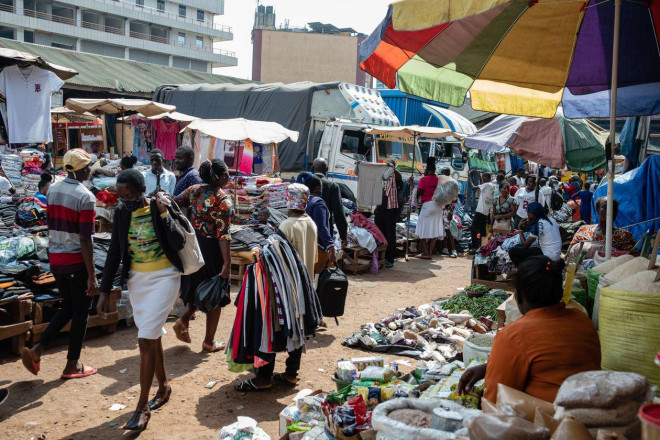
[416,201,445,239]
[127,265,181,340]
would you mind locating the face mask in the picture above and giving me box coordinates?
[122,199,142,212]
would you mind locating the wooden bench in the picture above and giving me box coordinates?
[0,298,33,355]
[340,244,387,275]
[30,288,120,345]
[471,262,516,292]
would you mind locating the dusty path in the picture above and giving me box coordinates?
[1,256,471,439]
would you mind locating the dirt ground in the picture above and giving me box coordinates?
[1,255,472,440]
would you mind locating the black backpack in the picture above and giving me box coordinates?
[550,190,564,211]
[316,265,349,325]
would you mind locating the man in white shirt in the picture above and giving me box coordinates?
[514,168,526,187]
[468,171,493,254]
[143,149,176,195]
[514,175,545,229]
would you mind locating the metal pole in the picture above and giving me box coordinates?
[405,134,417,261]
[605,0,622,260]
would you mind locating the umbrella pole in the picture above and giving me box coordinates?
[405,134,418,261]
[120,110,124,158]
[605,0,622,261]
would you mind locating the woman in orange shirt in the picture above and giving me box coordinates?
[458,256,601,403]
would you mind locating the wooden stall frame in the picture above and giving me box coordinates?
[0,299,33,355]
[340,244,387,275]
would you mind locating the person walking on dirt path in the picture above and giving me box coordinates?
[97,169,187,431]
[21,149,98,380]
[173,159,233,354]
[468,171,493,255]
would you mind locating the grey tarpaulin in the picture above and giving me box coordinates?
[153,82,339,171]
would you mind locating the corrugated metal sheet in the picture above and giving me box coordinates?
[0,38,253,94]
[379,89,448,127]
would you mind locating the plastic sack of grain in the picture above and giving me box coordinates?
[591,254,635,275]
[432,175,459,206]
[610,270,660,294]
[601,256,650,283]
[599,287,660,390]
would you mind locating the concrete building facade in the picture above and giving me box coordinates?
[0,0,236,72]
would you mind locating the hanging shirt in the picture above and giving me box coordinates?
[475,182,494,216]
[152,119,179,160]
[355,162,386,206]
[515,187,545,218]
[0,66,64,144]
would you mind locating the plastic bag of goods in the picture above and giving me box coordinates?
[462,333,495,363]
[599,279,660,390]
[432,175,459,206]
[372,398,480,440]
[218,416,270,440]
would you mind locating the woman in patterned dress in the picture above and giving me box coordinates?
[173,159,233,353]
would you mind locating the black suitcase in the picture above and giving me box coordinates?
[316,265,349,325]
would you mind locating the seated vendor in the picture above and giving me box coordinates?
[508,202,562,266]
[568,196,635,258]
[458,256,601,403]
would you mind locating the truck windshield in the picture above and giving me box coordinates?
[377,140,424,174]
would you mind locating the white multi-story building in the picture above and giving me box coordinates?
[0,0,236,73]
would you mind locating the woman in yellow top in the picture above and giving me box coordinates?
[98,169,187,431]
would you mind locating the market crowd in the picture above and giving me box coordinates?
[4,147,618,433]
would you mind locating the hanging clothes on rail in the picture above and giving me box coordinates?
[152,119,178,160]
[228,234,322,369]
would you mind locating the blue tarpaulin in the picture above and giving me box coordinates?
[593,155,660,247]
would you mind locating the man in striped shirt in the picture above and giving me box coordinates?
[21,149,98,380]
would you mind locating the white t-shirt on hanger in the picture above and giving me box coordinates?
[0,65,65,144]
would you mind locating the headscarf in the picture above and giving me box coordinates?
[287,183,309,211]
[527,202,550,236]
[296,171,314,185]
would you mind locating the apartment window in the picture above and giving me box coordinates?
[178,4,186,17]
[135,0,144,7]
[157,0,164,11]
[197,9,204,22]
[196,36,203,48]
[177,32,185,45]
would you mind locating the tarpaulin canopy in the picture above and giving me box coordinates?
[359,0,660,119]
[120,111,199,122]
[0,47,77,80]
[593,155,660,246]
[65,99,175,117]
[465,110,607,171]
[153,82,339,170]
[185,118,299,144]
[51,107,97,124]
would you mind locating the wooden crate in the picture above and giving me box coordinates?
[340,244,387,275]
[471,261,516,292]
[0,299,33,355]
[30,288,120,344]
[230,255,252,285]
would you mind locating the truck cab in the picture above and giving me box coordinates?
[316,119,423,211]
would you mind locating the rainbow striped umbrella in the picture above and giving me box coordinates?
[360,0,660,119]
[360,0,660,259]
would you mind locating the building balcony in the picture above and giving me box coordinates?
[0,8,237,66]
[63,0,231,40]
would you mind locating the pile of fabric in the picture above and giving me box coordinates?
[227,234,323,371]
[474,231,537,275]
[19,149,45,196]
[348,212,387,250]
[261,182,290,209]
[0,152,23,187]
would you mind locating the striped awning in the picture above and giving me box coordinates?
[422,103,476,141]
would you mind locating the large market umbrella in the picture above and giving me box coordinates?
[50,107,99,158]
[365,125,459,260]
[465,110,608,172]
[65,99,175,155]
[360,0,660,258]
[0,47,77,80]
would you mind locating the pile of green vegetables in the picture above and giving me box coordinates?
[440,289,509,319]
[464,284,489,295]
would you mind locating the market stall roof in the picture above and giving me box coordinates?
[0,46,77,80]
[185,118,299,144]
[65,98,175,117]
[0,39,254,95]
[51,106,97,124]
[120,111,199,122]
[365,125,460,141]
[421,103,477,136]
[464,110,607,171]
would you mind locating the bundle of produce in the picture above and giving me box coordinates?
[436,289,508,320]
[553,371,651,438]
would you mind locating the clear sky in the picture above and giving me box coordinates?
[216,0,392,79]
